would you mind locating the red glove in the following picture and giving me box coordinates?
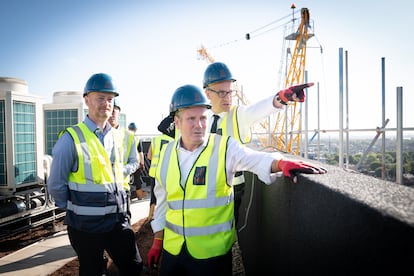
[278,159,327,183]
[278,82,314,104]
[147,238,163,269]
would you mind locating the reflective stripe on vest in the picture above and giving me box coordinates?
[158,134,236,259]
[216,106,251,144]
[66,123,126,217]
[148,134,173,177]
[218,106,248,186]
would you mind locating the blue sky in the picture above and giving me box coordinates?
[0,0,412,137]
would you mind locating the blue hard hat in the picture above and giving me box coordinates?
[170,84,211,115]
[84,73,119,97]
[128,122,137,131]
[203,62,236,88]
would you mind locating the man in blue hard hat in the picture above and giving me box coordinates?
[203,62,314,273]
[146,84,326,274]
[48,73,143,275]
[203,62,314,229]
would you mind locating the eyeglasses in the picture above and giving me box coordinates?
[207,88,237,98]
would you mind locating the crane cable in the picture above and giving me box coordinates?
[199,8,329,150]
[206,9,301,50]
[313,33,331,140]
[245,10,297,40]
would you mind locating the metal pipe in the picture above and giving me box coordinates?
[338,48,344,168]
[396,87,403,184]
[317,82,321,160]
[345,50,349,169]
[251,127,414,136]
[304,70,308,158]
[381,57,386,179]
[355,119,389,170]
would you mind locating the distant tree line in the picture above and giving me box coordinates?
[321,137,414,186]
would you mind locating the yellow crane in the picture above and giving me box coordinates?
[260,6,313,155]
[198,5,313,155]
[197,45,215,64]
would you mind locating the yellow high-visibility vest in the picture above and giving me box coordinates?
[148,134,174,178]
[65,123,126,226]
[216,106,251,144]
[157,134,236,259]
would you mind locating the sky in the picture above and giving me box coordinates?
[0,0,412,138]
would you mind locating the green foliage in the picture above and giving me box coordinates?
[323,150,413,182]
[374,167,382,177]
[348,154,360,164]
[369,160,382,171]
[310,137,414,183]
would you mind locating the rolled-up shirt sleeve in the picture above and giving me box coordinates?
[237,95,283,143]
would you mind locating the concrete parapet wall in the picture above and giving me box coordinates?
[238,158,414,275]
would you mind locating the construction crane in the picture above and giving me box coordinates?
[261,5,314,155]
[198,5,313,155]
[197,45,215,64]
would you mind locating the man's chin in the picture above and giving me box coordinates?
[222,105,231,111]
[192,133,205,141]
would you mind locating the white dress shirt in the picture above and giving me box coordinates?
[207,95,282,143]
[150,134,283,233]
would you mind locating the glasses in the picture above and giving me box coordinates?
[207,88,237,98]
